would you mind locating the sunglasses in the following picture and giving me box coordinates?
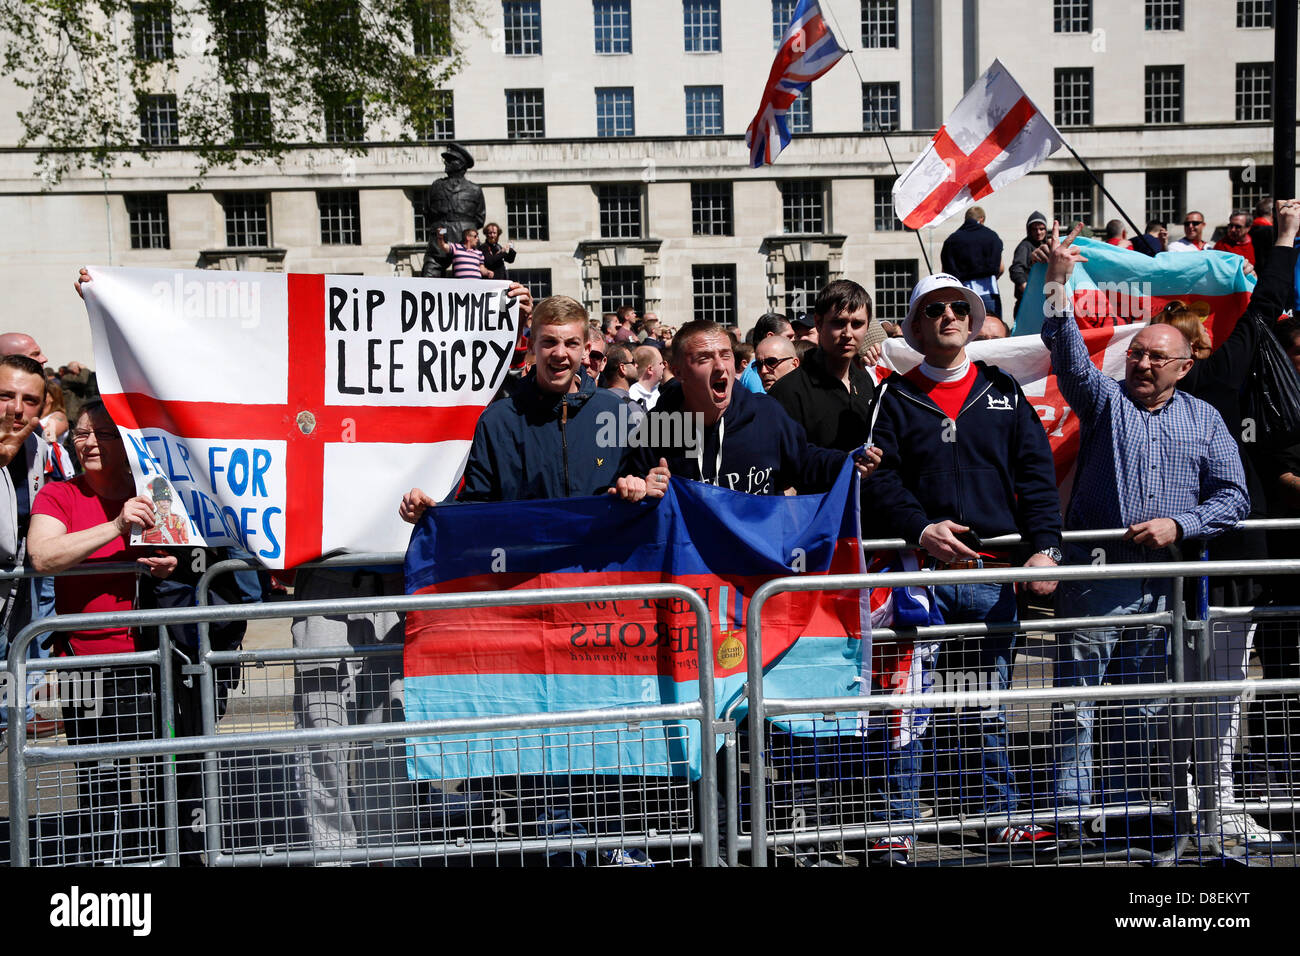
[922,300,972,319]
[589,351,605,362]
[1125,347,1190,366]
[1184,220,1204,227]
[757,356,794,371]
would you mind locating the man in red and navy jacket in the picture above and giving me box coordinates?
[863,272,1063,851]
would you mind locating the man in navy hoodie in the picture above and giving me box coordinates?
[865,273,1063,860]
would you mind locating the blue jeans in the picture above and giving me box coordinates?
[932,579,1020,815]
[1053,576,1172,809]
[865,732,922,823]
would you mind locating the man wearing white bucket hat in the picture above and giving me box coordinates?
[863,272,1063,861]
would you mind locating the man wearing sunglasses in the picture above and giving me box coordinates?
[1169,211,1211,252]
[754,334,800,392]
[864,272,1064,859]
[1039,222,1249,838]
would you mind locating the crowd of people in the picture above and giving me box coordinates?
[3,197,1299,865]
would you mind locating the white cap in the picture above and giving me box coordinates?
[902,273,987,352]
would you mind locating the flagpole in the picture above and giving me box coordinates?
[1059,141,1152,255]
[821,1,933,273]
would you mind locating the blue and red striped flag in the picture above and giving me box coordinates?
[403,460,868,781]
[745,0,847,167]
[1014,237,1256,341]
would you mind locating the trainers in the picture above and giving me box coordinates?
[1218,812,1283,845]
[867,835,913,866]
[598,848,654,867]
[993,824,1056,848]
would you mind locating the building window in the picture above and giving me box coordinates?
[1144,0,1183,30]
[596,87,635,137]
[324,94,365,143]
[601,266,645,315]
[139,94,179,146]
[505,89,545,139]
[503,1,542,55]
[1051,172,1095,228]
[231,92,273,144]
[1054,68,1093,127]
[772,0,796,46]
[415,90,455,142]
[781,180,826,234]
[785,262,828,315]
[413,0,453,56]
[1144,66,1183,124]
[1236,63,1272,121]
[132,2,173,61]
[220,1,268,60]
[319,190,362,245]
[874,259,918,321]
[1237,0,1273,29]
[787,87,812,134]
[1053,0,1091,32]
[873,177,903,231]
[506,185,550,240]
[861,0,899,48]
[411,192,431,243]
[862,82,900,130]
[598,185,642,239]
[223,192,270,247]
[685,85,723,136]
[513,269,554,302]
[692,265,738,326]
[1145,171,1183,226]
[683,0,721,53]
[691,182,733,236]
[126,194,170,250]
[594,0,632,54]
[1231,164,1271,213]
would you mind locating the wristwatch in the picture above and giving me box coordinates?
[1037,546,1063,564]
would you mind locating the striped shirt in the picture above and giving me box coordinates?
[1042,304,1249,564]
[448,242,485,279]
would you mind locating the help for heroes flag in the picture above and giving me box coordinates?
[403,461,868,781]
[82,268,519,569]
[893,59,1064,230]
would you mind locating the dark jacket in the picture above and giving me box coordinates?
[768,347,877,465]
[481,242,517,280]
[628,381,846,495]
[1178,243,1297,603]
[1010,211,1047,316]
[864,362,1062,555]
[458,369,630,502]
[941,218,1003,282]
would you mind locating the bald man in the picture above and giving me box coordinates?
[628,345,665,410]
[0,333,46,367]
[754,334,799,392]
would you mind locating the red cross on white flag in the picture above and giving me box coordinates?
[893,60,1065,231]
[82,268,519,569]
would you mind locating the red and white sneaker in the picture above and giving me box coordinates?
[994,824,1056,848]
[868,834,914,866]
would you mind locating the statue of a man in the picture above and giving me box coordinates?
[422,143,487,278]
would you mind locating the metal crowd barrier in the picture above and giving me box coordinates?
[5,525,1300,867]
[5,583,719,868]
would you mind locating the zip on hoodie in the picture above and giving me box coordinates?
[560,399,570,497]
[893,375,998,529]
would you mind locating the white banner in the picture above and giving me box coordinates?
[82,268,519,569]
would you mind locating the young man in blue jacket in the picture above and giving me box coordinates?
[864,273,1063,860]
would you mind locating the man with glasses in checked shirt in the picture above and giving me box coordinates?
[1038,222,1250,839]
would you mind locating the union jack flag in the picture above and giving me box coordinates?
[744,0,847,167]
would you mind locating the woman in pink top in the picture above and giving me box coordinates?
[28,400,176,861]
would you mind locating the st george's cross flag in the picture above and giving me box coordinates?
[402,460,869,781]
[893,60,1064,230]
[81,268,519,569]
[745,0,848,167]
